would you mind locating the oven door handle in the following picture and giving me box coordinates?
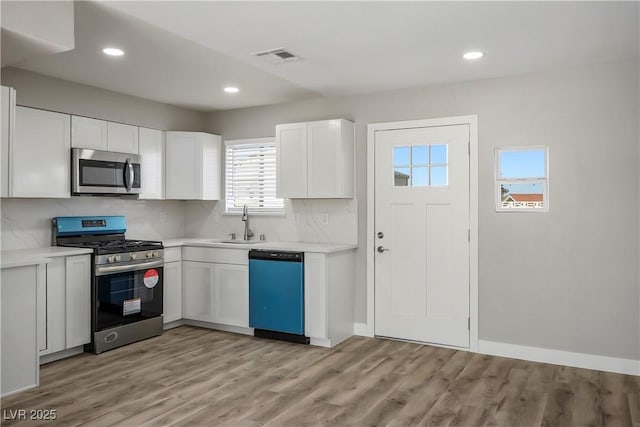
[95,260,163,276]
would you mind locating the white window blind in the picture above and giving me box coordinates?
[225,138,284,214]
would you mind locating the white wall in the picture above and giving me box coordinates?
[208,60,640,361]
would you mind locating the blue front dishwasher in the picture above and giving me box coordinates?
[249,249,309,344]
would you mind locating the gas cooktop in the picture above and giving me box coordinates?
[57,239,163,255]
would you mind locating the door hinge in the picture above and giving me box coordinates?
[468,317,470,330]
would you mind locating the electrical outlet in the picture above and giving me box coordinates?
[321,213,329,225]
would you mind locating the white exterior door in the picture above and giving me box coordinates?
[374,124,470,348]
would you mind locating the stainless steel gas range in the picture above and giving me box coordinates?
[53,216,164,354]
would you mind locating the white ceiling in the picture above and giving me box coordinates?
[13,1,639,112]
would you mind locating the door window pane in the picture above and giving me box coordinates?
[412,167,428,186]
[394,147,411,166]
[412,146,428,165]
[430,167,448,186]
[393,144,448,187]
[430,145,447,164]
[394,168,410,186]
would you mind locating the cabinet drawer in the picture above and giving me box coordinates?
[164,247,182,263]
[182,247,248,265]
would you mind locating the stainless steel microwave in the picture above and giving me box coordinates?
[72,148,141,196]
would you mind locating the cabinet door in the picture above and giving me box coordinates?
[71,116,108,150]
[165,132,202,200]
[40,258,67,356]
[65,255,91,349]
[12,107,71,198]
[276,123,307,198]
[213,264,248,327]
[307,120,343,198]
[138,127,165,200]
[201,133,221,201]
[304,253,328,339]
[107,122,139,154]
[182,261,215,322]
[1,266,39,396]
[1,86,15,198]
[163,261,182,323]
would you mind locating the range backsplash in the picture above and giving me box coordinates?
[0,198,186,249]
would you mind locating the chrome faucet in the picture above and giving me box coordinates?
[241,204,254,241]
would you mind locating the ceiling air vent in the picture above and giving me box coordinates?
[251,48,301,65]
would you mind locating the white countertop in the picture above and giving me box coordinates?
[1,247,94,269]
[163,238,357,254]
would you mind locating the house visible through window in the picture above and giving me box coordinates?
[495,146,548,212]
[225,138,284,214]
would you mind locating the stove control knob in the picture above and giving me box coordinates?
[153,251,160,257]
[130,253,137,260]
[146,252,153,258]
[107,255,115,263]
[115,255,122,262]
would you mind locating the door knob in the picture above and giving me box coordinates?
[377,246,389,253]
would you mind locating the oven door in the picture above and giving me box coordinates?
[72,148,141,195]
[94,260,163,332]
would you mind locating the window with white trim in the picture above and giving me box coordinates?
[495,146,548,212]
[225,138,284,214]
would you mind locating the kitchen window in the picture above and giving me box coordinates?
[495,146,548,212]
[225,138,284,214]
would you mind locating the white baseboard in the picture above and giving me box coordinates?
[479,340,640,376]
[354,322,372,337]
[40,346,84,365]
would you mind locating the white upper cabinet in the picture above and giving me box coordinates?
[71,116,139,154]
[12,106,71,198]
[276,122,308,198]
[107,122,139,154]
[165,131,221,200]
[1,86,16,198]
[71,116,108,150]
[276,119,354,199]
[138,127,165,200]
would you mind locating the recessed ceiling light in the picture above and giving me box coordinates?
[463,51,484,60]
[224,87,240,94]
[102,47,124,57]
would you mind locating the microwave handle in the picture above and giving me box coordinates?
[124,158,134,192]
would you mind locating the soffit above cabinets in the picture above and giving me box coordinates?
[10,1,639,112]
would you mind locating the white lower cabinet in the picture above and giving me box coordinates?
[38,255,91,357]
[212,263,249,328]
[65,255,91,348]
[304,251,356,347]
[182,247,249,328]
[163,261,182,323]
[1,264,41,396]
[182,261,216,322]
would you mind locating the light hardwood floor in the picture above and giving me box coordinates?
[2,326,639,426]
